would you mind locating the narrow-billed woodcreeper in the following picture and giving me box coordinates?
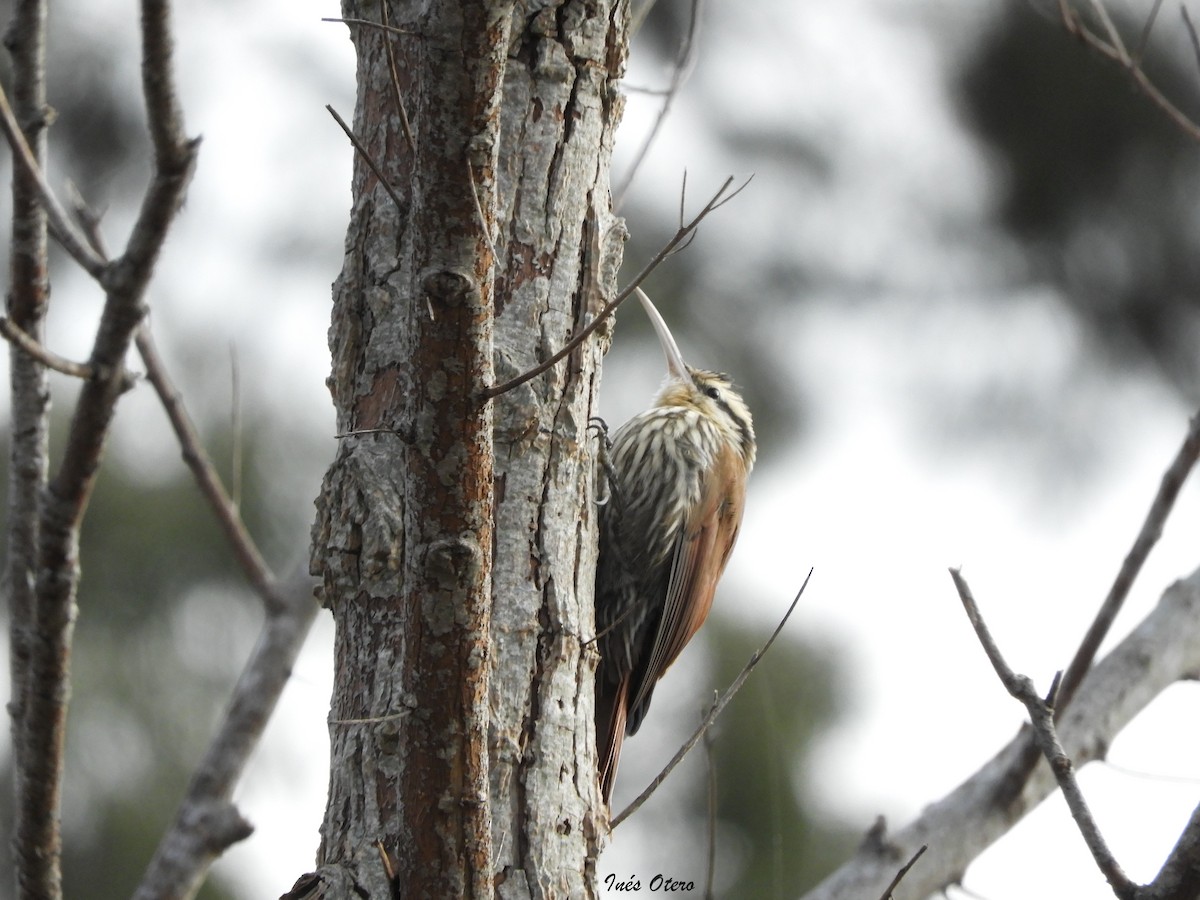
[595,289,756,803]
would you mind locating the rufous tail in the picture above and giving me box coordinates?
[596,677,629,805]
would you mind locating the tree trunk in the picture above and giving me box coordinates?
[308,2,629,897]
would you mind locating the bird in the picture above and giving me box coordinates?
[594,288,756,805]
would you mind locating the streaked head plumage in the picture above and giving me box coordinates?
[636,289,756,471]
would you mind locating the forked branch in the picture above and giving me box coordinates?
[950,568,1138,899]
[1059,0,1200,144]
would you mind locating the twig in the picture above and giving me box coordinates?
[482,174,752,400]
[11,3,198,897]
[321,16,416,38]
[611,569,811,828]
[1083,0,1129,63]
[702,696,718,900]
[1059,0,1200,144]
[877,845,927,900]
[136,327,281,609]
[1134,0,1165,64]
[115,0,200,298]
[1183,6,1200,80]
[1056,409,1200,715]
[467,160,498,263]
[380,2,416,154]
[0,316,97,381]
[132,568,317,900]
[327,104,406,212]
[0,79,109,279]
[228,343,243,512]
[805,572,1200,899]
[949,568,1139,900]
[615,0,703,206]
[64,179,110,256]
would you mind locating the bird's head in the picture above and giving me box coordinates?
[636,288,757,471]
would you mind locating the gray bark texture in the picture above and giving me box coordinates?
[6,0,54,895]
[307,2,630,897]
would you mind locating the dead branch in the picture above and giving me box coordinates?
[379,2,416,155]
[0,80,108,278]
[611,569,810,828]
[1182,6,1200,81]
[802,569,1200,900]
[1057,409,1200,714]
[877,845,927,900]
[135,328,281,608]
[483,174,752,400]
[132,569,317,900]
[965,406,1200,822]
[1059,0,1200,144]
[0,317,98,381]
[702,697,718,900]
[326,103,406,212]
[950,568,1138,899]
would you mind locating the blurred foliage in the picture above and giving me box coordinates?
[957,4,1200,397]
[698,617,857,898]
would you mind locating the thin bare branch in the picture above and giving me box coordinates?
[228,343,243,512]
[380,2,416,155]
[949,568,1139,900]
[1059,0,1200,143]
[133,568,317,900]
[321,16,416,38]
[128,267,319,900]
[63,180,110,256]
[10,2,198,897]
[326,104,406,212]
[877,845,927,900]
[1183,6,1200,80]
[114,0,199,302]
[1083,0,1130,63]
[612,569,811,828]
[1057,409,1200,714]
[0,79,109,279]
[135,327,281,609]
[805,572,1200,900]
[703,698,718,900]
[1134,0,1166,64]
[678,169,688,229]
[131,253,318,900]
[483,175,752,400]
[615,0,703,205]
[0,317,97,381]
[467,160,498,263]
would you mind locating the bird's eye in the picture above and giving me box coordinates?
[704,386,720,400]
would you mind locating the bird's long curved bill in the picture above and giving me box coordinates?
[635,288,690,381]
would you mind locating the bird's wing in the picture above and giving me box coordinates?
[627,443,747,725]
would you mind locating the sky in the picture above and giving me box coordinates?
[5,0,1200,898]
